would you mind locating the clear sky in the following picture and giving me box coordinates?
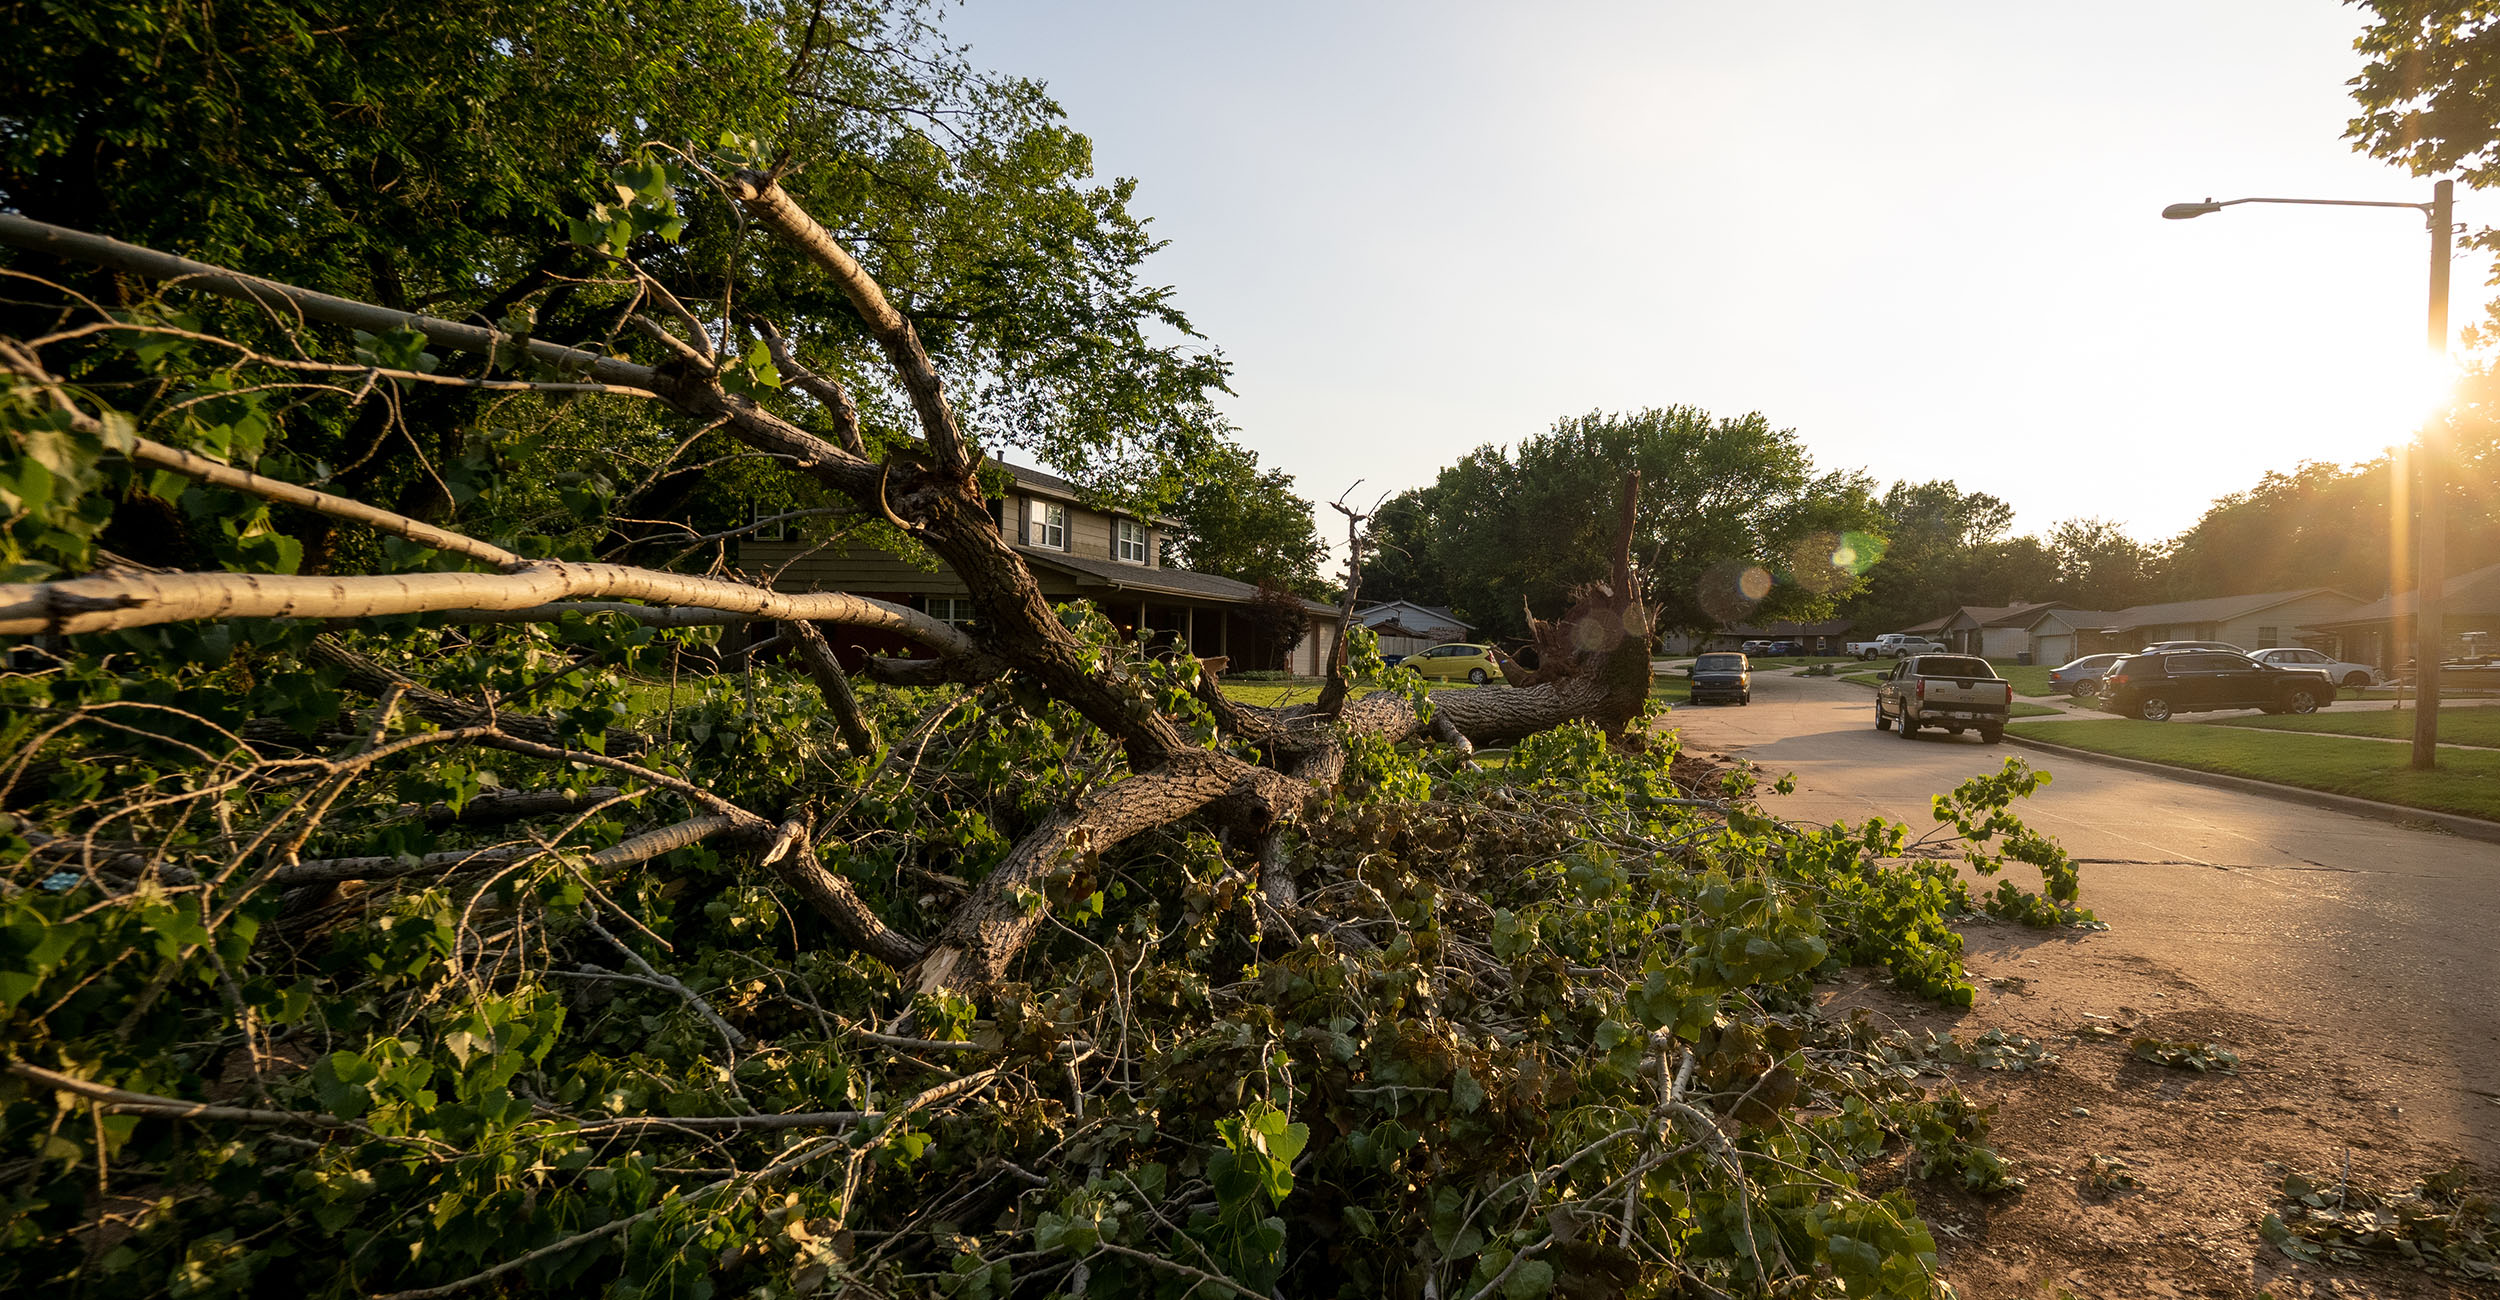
[946,1,2474,546]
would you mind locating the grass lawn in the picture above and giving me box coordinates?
[1842,672,1888,688]
[2212,706,2500,748]
[1220,678,1491,708]
[2007,702,2064,719]
[1988,661,2062,698]
[2006,717,2500,821]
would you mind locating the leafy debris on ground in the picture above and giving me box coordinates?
[2129,1037,2241,1073]
[2259,1167,2498,1280]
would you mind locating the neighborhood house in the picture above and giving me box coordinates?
[739,464,1342,673]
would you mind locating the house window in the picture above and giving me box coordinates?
[926,597,975,628]
[1028,500,1066,550]
[2257,626,2279,649]
[1117,520,1149,564]
[750,499,786,541]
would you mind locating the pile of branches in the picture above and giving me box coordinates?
[0,616,2087,1298]
[0,149,2089,1298]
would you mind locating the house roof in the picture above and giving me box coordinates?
[1938,601,2059,630]
[1355,600,1474,632]
[1899,614,1952,634]
[2097,587,2362,632]
[1017,546,1337,615]
[2023,608,2117,630]
[996,462,1182,528]
[1717,619,1853,637]
[2301,561,2500,626]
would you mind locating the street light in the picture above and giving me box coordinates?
[2160,181,2455,770]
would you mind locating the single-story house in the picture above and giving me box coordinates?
[1663,619,1854,656]
[2078,588,2367,658]
[1355,601,1474,659]
[1996,606,2117,668]
[2299,561,2500,671]
[738,462,1342,674]
[1935,602,2063,660]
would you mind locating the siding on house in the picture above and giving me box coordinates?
[735,462,1331,673]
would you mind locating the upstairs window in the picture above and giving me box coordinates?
[1028,500,1066,550]
[749,499,786,541]
[1117,519,1149,563]
[927,597,975,628]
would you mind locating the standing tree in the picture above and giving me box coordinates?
[1161,440,1332,599]
[1367,408,1882,642]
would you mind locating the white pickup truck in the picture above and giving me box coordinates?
[1849,633,1947,660]
[1873,654,2012,743]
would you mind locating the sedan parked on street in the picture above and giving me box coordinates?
[1407,642,1502,684]
[2248,646,2380,688]
[2047,653,2124,697]
[1686,652,1751,705]
[2099,650,2335,721]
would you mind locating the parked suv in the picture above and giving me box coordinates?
[2099,650,2335,721]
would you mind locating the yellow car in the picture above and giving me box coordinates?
[1406,642,1502,684]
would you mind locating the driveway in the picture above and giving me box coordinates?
[1659,665,2497,1294]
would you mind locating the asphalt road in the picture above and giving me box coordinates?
[1659,664,2500,1161]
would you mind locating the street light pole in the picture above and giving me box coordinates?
[2161,181,2456,768]
[2416,178,2453,770]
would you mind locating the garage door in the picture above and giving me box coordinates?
[2035,634,2073,665]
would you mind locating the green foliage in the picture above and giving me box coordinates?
[0,602,2094,1296]
[1163,441,1331,599]
[1362,407,1884,640]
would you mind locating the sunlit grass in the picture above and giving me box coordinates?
[2007,717,2500,820]
[2213,707,2500,748]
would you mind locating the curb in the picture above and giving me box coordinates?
[2001,732,2500,846]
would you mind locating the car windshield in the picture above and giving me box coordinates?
[1916,656,1995,678]
[1695,654,1745,671]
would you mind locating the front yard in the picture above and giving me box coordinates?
[2005,717,2500,821]
[2213,705,2500,748]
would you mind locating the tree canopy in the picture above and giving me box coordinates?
[1160,440,1332,599]
[1363,408,1882,641]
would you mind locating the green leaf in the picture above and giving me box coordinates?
[1502,1259,1555,1300]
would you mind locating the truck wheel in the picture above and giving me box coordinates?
[1875,705,1892,731]
[1894,650,1910,659]
[1979,725,2003,744]
[1896,711,1919,738]
[2283,686,2321,714]
[2136,696,2172,722]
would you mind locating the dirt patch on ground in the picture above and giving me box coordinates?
[1824,923,2494,1299]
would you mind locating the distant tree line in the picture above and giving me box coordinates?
[1361,401,2500,644]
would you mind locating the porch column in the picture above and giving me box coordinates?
[1185,605,1196,655]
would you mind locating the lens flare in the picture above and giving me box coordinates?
[1835,531,1887,575]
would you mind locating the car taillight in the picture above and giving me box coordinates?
[2004,683,2013,704]
[1916,680,1926,699]
[2109,673,2129,685]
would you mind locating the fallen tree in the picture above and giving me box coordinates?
[0,144,2093,1299]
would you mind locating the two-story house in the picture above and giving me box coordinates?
[738,463,1342,674]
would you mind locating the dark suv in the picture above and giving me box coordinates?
[2099,650,2335,721]
[1687,652,1751,705]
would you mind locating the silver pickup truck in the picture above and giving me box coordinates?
[1873,654,2012,743]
